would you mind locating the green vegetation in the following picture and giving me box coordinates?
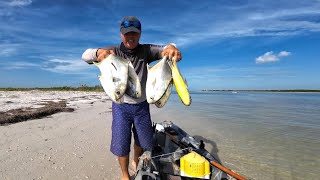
[0,85,104,92]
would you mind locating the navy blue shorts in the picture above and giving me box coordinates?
[110,101,154,156]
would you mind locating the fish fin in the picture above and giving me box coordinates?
[168,58,178,69]
[93,61,101,66]
[113,77,121,82]
[162,55,168,62]
[128,61,134,68]
[167,60,173,69]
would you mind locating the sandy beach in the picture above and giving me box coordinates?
[3,91,317,180]
[0,91,141,180]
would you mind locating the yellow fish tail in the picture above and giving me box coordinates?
[169,60,191,106]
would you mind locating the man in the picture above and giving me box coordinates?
[82,16,181,180]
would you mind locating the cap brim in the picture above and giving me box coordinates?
[121,26,141,34]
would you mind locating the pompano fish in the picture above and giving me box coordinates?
[93,54,129,103]
[167,59,191,106]
[98,75,124,104]
[125,62,141,99]
[146,56,172,104]
[155,81,173,108]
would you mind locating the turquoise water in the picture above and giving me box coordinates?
[150,92,320,180]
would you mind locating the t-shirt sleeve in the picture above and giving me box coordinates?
[82,48,98,64]
[81,46,117,64]
[144,44,165,63]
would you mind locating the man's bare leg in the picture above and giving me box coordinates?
[118,155,130,180]
[132,143,143,171]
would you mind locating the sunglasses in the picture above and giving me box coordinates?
[121,21,141,29]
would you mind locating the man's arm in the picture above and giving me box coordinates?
[82,48,115,64]
[82,48,99,64]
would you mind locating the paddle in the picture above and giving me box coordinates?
[210,160,247,180]
[164,131,247,180]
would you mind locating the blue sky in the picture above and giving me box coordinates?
[1,0,320,90]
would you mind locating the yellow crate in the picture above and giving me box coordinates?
[180,151,210,179]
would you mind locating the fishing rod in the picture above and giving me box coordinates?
[164,131,247,180]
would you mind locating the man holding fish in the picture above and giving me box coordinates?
[82,16,181,180]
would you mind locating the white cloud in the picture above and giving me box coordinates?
[278,51,291,57]
[256,51,291,64]
[41,58,95,74]
[0,58,94,75]
[145,2,320,47]
[0,61,39,69]
[7,0,32,7]
[0,43,21,56]
[256,52,279,63]
[0,47,16,56]
[2,1,320,49]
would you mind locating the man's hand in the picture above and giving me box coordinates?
[97,49,115,62]
[161,45,182,62]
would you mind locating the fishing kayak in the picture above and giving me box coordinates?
[134,121,246,180]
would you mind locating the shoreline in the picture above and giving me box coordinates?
[0,91,164,180]
[0,91,124,179]
[1,87,319,93]
[1,91,317,179]
[201,89,320,92]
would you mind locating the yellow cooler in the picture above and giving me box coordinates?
[180,151,211,179]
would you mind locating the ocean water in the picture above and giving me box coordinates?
[150,92,320,180]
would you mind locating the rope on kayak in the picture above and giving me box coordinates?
[150,148,189,159]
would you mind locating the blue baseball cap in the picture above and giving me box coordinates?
[120,16,142,34]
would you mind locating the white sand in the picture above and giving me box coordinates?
[0,90,109,112]
[0,91,143,180]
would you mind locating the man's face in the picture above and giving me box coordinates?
[121,32,141,49]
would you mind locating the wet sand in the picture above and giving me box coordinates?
[0,91,141,180]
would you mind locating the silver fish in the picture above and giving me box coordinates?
[98,75,124,104]
[125,62,141,99]
[155,80,173,108]
[146,56,172,104]
[93,54,128,103]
